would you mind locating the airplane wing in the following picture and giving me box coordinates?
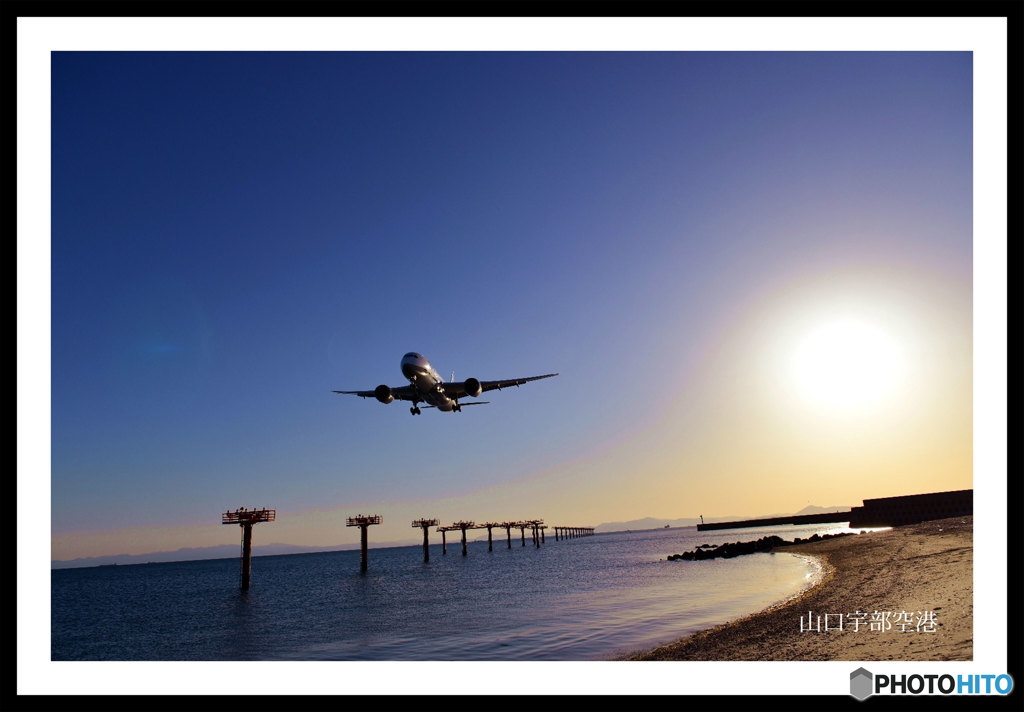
[441,373,558,398]
[332,385,418,401]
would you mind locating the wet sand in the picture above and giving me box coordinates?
[629,516,972,661]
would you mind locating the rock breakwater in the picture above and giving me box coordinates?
[667,531,854,561]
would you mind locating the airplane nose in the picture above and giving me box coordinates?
[401,354,419,378]
[401,353,428,380]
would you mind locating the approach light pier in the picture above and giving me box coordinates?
[412,518,440,562]
[221,507,275,591]
[347,514,383,571]
[522,519,545,548]
[438,521,488,556]
[553,526,595,541]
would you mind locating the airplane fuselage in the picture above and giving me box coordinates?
[401,352,457,411]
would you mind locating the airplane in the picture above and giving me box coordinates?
[334,352,558,415]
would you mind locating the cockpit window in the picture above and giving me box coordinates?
[403,352,421,359]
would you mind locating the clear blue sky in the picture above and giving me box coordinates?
[49,51,974,558]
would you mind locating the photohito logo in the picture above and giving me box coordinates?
[849,668,1014,699]
[850,668,873,700]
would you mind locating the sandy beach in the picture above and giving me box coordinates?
[630,516,972,661]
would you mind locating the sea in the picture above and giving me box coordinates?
[51,522,858,661]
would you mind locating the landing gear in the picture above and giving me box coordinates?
[410,405,421,415]
[453,402,462,413]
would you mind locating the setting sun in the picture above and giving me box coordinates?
[790,316,905,412]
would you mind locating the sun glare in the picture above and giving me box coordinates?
[790,317,905,412]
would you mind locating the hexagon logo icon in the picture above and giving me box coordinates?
[850,667,873,700]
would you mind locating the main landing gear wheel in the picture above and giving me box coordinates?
[410,406,421,415]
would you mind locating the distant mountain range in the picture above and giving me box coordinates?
[52,505,851,568]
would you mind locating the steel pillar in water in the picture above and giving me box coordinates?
[412,519,439,563]
[240,523,253,590]
[346,514,382,572]
[221,507,275,591]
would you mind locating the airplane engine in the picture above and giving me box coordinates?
[464,377,483,398]
[374,384,394,404]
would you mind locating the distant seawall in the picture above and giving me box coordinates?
[697,489,973,532]
[697,512,849,531]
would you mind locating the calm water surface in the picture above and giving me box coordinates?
[52,524,855,660]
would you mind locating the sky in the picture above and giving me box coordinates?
[45,50,977,562]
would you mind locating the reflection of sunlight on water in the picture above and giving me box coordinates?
[818,524,892,536]
[784,553,825,592]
